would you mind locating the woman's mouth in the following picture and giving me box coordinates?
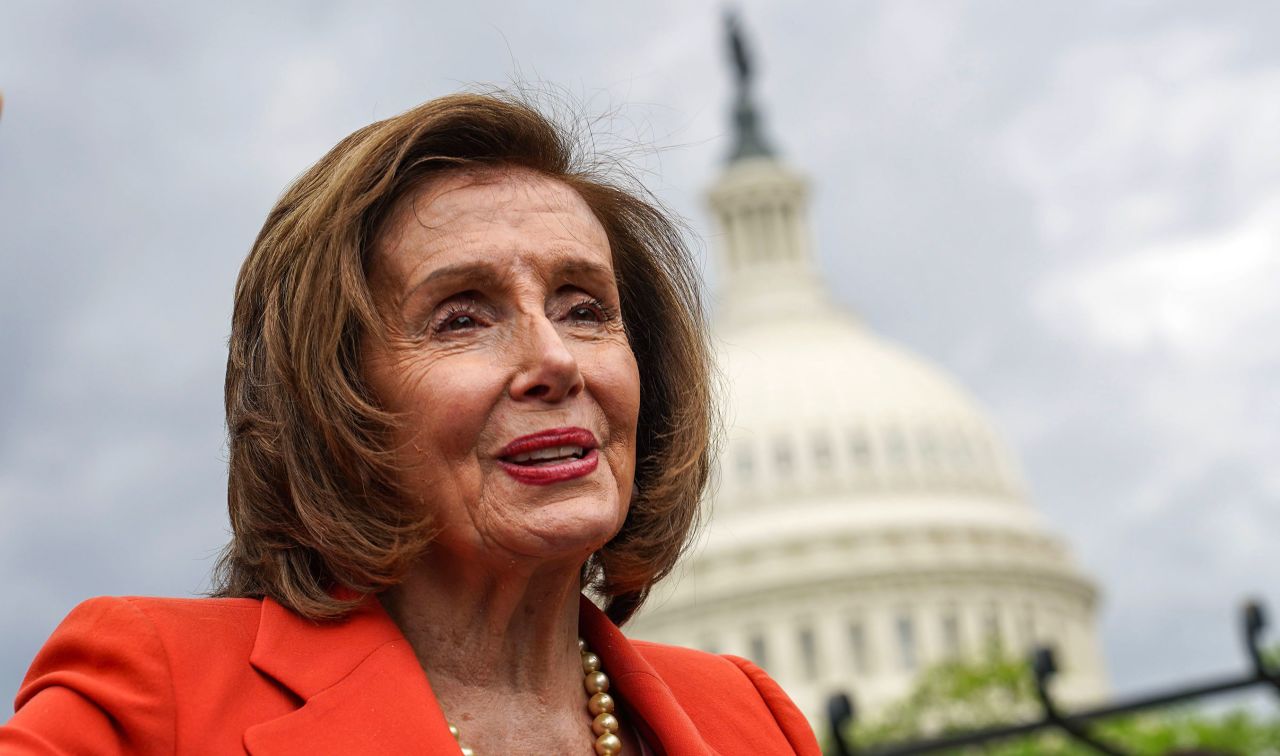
[505,445,588,465]
[496,450,601,486]
[497,428,600,485]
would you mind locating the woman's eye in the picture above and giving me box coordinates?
[432,306,485,334]
[443,314,477,331]
[568,299,608,323]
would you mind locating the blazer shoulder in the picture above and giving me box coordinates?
[111,595,263,636]
[3,596,265,754]
[80,596,265,670]
[718,655,822,755]
[12,596,263,692]
[630,641,821,755]
[630,639,739,678]
[5,596,181,753]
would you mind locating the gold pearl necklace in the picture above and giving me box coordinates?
[448,638,622,755]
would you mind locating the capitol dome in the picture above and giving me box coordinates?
[626,31,1108,728]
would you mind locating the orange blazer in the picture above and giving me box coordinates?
[2,593,820,755]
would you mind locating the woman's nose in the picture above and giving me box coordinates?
[508,315,585,403]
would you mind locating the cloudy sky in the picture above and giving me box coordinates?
[2,0,1277,709]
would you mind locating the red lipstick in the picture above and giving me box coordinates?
[497,427,599,486]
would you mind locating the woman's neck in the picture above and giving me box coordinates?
[380,552,584,686]
[378,550,597,752]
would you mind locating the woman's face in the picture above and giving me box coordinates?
[364,168,640,569]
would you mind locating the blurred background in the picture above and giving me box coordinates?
[1,0,1278,744]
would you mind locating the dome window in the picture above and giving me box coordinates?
[884,427,910,472]
[848,619,870,675]
[984,603,1003,653]
[847,429,872,471]
[720,211,740,266]
[773,438,793,476]
[917,429,941,473]
[780,205,798,260]
[812,432,833,470]
[941,609,962,658]
[895,613,918,671]
[1019,604,1037,650]
[797,625,819,681]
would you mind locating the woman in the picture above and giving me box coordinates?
[2,93,820,755]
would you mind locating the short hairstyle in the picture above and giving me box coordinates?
[213,92,714,624]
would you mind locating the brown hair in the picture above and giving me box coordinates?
[213,92,715,624]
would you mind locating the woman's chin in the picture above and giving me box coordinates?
[473,469,629,562]
[498,505,625,566]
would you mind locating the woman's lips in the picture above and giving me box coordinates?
[498,427,597,457]
[498,448,599,485]
[497,427,599,485]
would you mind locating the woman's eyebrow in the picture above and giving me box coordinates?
[398,254,614,309]
[550,258,616,288]
[399,262,511,309]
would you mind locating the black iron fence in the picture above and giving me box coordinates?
[826,600,1280,756]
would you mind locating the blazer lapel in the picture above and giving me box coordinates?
[241,594,717,755]
[579,596,720,756]
[243,596,459,755]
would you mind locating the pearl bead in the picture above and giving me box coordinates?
[595,732,623,754]
[578,638,587,651]
[460,748,475,756]
[589,692,616,715]
[593,712,620,735]
[449,724,460,739]
[581,652,601,673]
[584,671,610,694]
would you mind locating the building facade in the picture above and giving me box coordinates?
[625,49,1109,727]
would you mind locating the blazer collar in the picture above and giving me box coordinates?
[244,594,454,754]
[243,593,718,755]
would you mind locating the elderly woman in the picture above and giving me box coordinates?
[2,94,820,755]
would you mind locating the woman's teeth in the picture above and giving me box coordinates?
[507,446,586,465]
